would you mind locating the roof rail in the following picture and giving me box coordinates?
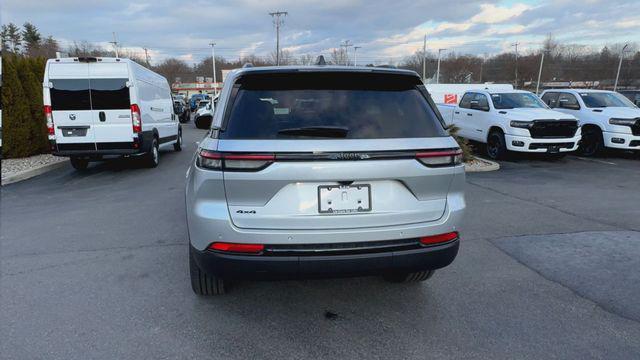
[315,55,326,66]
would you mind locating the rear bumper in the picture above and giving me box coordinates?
[505,134,581,153]
[603,131,640,150]
[191,239,459,280]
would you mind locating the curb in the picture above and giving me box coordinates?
[1,160,68,186]
[465,157,500,173]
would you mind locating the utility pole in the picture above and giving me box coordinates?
[614,43,629,91]
[536,51,545,95]
[422,34,427,82]
[479,54,486,83]
[512,41,519,89]
[436,48,447,84]
[143,47,150,66]
[209,42,218,95]
[269,11,288,66]
[341,40,353,66]
[353,46,361,66]
[109,32,119,58]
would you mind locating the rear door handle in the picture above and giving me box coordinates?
[99,111,106,122]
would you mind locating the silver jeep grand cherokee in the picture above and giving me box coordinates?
[186,66,465,295]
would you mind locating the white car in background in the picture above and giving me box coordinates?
[540,89,640,156]
[437,89,581,159]
[194,100,214,129]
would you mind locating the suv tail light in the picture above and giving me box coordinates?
[208,242,264,254]
[197,150,275,171]
[416,149,463,167]
[131,104,142,133]
[420,231,459,245]
[44,105,54,138]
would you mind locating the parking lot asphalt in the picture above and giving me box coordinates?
[1,125,639,360]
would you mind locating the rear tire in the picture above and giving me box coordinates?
[173,129,182,152]
[486,130,509,160]
[189,249,226,295]
[145,138,159,168]
[70,157,89,171]
[384,270,435,283]
[579,126,604,157]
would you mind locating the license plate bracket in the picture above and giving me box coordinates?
[317,184,372,214]
[547,145,560,153]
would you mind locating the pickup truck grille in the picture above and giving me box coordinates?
[529,120,578,139]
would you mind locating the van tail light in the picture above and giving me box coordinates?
[419,232,459,245]
[208,242,264,254]
[131,104,142,133]
[197,150,275,171]
[44,105,55,137]
[416,149,463,167]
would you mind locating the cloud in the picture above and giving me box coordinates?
[471,3,531,24]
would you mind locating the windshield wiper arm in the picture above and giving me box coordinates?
[277,126,349,138]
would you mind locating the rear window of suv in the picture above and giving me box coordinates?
[219,72,447,139]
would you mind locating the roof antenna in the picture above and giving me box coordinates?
[315,55,326,66]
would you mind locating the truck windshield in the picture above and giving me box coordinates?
[490,93,547,109]
[220,72,447,139]
[579,92,635,108]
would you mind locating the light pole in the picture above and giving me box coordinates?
[512,41,520,89]
[535,51,545,95]
[209,42,217,95]
[269,11,288,66]
[436,48,447,84]
[422,34,427,82]
[614,44,629,91]
[353,46,361,66]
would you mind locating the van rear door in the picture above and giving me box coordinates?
[49,63,96,149]
[88,63,133,147]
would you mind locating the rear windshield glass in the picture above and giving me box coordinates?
[90,78,130,110]
[220,72,447,139]
[50,79,91,110]
[50,78,130,110]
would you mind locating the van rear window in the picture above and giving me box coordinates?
[90,79,130,110]
[220,72,447,139]
[50,79,91,110]
[50,78,130,111]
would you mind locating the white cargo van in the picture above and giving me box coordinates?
[43,57,182,170]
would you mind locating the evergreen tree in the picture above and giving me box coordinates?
[2,56,33,157]
[22,22,42,56]
[1,23,23,53]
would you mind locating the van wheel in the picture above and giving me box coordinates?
[173,129,182,151]
[487,131,508,160]
[189,249,226,295]
[70,157,89,171]
[579,126,603,157]
[384,270,435,283]
[145,138,159,168]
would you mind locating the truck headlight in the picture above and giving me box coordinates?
[609,118,637,126]
[510,121,534,129]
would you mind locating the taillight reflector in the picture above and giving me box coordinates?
[209,242,264,254]
[416,149,463,167]
[44,105,54,136]
[131,104,142,133]
[419,232,459,245]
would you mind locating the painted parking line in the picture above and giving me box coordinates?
[575,157,617,165]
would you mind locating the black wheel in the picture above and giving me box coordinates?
[486,131,508,160]
[173,129,182,152]
[579,126,603,157]
[384,270,435,283]
[190,248,226,295]
[70,157,89,170]
[145,138,159,168]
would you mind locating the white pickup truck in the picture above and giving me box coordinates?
[436,89,581,160]
[540,89,640,156]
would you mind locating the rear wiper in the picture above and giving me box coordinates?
[277,126,349,138]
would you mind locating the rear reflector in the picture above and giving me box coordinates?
[419,232,459,245]
[416,149,463,167]
[209,242,264,254]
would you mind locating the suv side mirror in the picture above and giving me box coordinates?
[559,99,580,110]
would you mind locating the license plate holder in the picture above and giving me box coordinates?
[547,145,560,153]
[318,184,371,214]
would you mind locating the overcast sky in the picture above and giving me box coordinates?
[3,0,639,65]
